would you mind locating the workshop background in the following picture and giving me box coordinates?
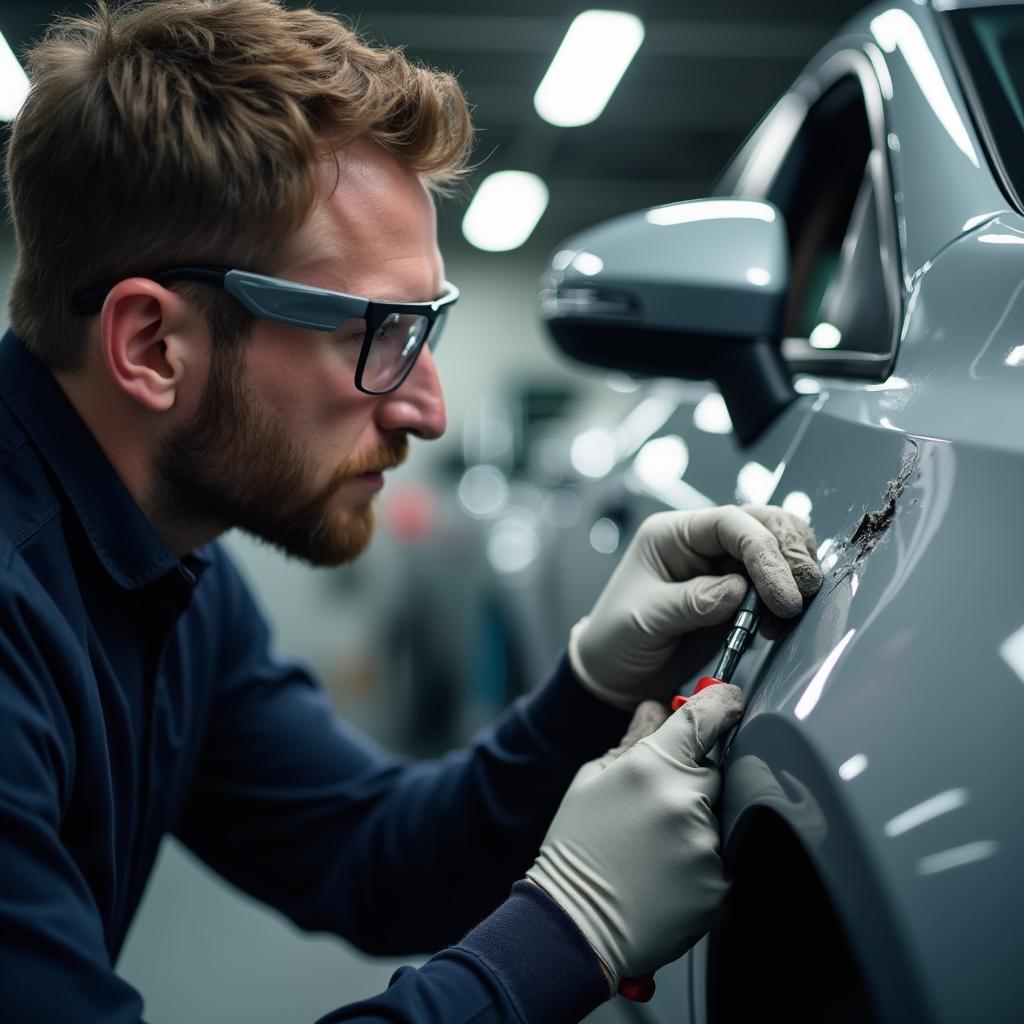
[0,1,860,1021]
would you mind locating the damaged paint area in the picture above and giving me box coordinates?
[831,441,920,588]
[850,443,919,556]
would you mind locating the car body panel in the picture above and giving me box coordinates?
[805,6,1010,287]
[540,2,1024,1021]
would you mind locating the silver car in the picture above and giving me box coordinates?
[535,1,1024,1021]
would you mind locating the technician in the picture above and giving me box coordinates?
[0,2,822,1021]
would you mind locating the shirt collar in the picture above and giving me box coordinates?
[0,330,211,589]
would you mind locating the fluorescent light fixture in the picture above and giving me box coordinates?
[745,267,771,286]
[462,171,549,252]
[646,199,775,227]
[534,11,644,128]
[0,31,30,122]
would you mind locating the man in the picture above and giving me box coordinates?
[0,1,822,1021]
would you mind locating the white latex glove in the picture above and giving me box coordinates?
[526,684,743,991]
[570,504,821,708]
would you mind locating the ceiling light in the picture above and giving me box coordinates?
[0,32,29,122]
[462,171,549,252]
[534,11,644,128]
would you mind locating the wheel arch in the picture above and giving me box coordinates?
[709,714,931,1023]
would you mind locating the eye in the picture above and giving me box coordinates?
[334,320,366,346]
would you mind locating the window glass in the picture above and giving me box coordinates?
[947,8,1024,210]
[766,74,895,367]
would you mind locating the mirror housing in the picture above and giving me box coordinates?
[539,198,795,444]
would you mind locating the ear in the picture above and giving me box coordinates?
[99,278,205,413]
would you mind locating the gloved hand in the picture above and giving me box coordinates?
[526,684,743,992]
[570,504,821,708]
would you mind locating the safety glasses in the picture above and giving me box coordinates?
[71,266,459,395]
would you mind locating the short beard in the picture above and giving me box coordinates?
[152,342,408,566]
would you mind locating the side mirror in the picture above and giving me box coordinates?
[539,198,794,444]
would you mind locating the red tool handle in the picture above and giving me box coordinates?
[618,676,728,1002]
[671,675,724,710]
[617,677,723,1002]
[617,975,656,1001]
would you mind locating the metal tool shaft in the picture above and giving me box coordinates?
[712,586,762,682]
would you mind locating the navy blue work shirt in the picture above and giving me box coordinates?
[0,331,633,1023]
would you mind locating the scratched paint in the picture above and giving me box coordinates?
[831,440,920,590]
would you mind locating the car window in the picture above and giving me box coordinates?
[764,72,898,376]
[945,6,1024,213]
[814,156,893,356]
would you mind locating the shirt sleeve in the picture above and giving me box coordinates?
[315,882,610,1024]
[0,548,149,1024]
[0,536,618,1024]
[175,544,633,955]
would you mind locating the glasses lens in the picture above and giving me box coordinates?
[428,308,449,351]
[362,313,430,392]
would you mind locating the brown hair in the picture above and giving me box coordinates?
[4,0,474,373]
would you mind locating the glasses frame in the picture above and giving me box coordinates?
[71,265,459,395]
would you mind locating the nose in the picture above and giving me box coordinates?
[374,344,447,440]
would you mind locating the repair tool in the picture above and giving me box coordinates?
[671,584,762,711]
[617,584,762,1004]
